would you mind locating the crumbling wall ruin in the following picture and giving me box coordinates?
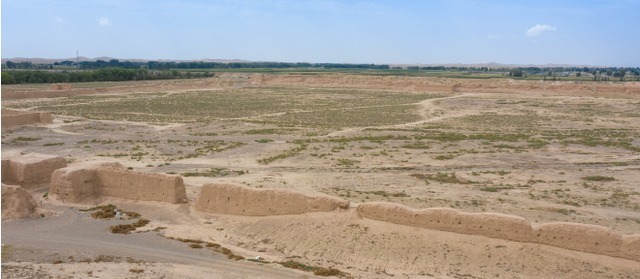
[356,202,639,261]
[1,184,38,220]
[50,162,187,204]
[2,109,52,129]
[196,183,349,216]
[1,153,67,189]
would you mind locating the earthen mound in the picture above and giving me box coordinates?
[1,184,38,220]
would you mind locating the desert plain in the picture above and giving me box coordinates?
[2,73,640,278]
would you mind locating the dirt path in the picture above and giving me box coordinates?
[1,205,314,278]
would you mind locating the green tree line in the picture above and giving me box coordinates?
[1,68,209,84]
[3,59,391,70]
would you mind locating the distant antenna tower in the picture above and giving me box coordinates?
[76,50,80,67]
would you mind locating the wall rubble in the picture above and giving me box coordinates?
[2,109,52,129]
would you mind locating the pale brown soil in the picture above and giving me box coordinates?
[2,74,639,278]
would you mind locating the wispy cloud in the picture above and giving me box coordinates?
[526,24,556,37]
[54,16,63,23]
[98,17,112,26]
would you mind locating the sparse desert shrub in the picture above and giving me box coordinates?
[43,142,64,146]
[335,158,359,167]
[206,242,221,248]
[258,143,307,164]
[479,185,514,192]
[181,168,246,177]
[582,175,615,182]
[435,154,455,160]
[14,136,41,141]
[279,260,348,277]
[401,141,430,149]
[412,172,472,184]
[81,204,117,219]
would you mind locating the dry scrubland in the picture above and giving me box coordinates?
[2,73,640,278]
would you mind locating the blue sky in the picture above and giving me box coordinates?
[2,0,639,66]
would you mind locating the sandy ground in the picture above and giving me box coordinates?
[2,74,640,278]
[1,202,315,278]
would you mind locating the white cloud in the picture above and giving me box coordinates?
[54,16,63,23]
[526,24,557,37]
[98,17,112,26]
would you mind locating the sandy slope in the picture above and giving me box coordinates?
[1,204,315,279]
[6,197,637,278]
[164,207,640,279]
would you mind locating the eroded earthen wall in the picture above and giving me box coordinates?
[96,167,187,203]
[1,159,15,184]
[356,202,639,261]
[1,109,52,129]
[50,163,187,204]
[622,235,640,260]
[50,166,98,203]
[196,183,349,216]
[533,222,623,256]
[1,153,67,189]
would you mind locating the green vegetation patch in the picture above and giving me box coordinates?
[258,143,308,164]
[264,104,422,128]
[181,168,246,177]
[243,128,296,135]
[14,136,41,141]
[43,142,65,146]
[19,87,440,128]
[412,172,473,184]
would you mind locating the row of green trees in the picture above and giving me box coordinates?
[3,59,637,75]
[3,59,391,70]
[1,68,210,84]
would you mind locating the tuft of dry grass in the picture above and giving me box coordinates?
[109,219,150,234]
[411,172,473,184]
[80,204,117,219]
[279,260,349,277]
[81,204,141,220]
[166,237,245,261]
